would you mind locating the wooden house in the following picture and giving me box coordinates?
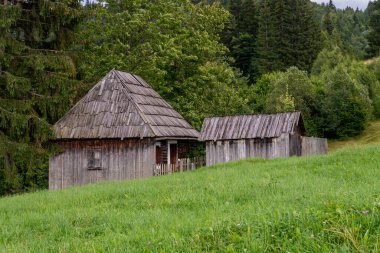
[200,112,327,166]
[49,69,199,189]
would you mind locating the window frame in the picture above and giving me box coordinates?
[87,148,102,170]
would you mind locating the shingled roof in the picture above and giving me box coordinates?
[200,112,304,141]
[54,69,199,140]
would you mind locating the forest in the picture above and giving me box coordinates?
[0,0,380,195]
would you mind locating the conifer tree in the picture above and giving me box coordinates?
[222,0,258,78]
[228,0,243,31]
[253,0,320,76]
[0,0,82,195]
[368,0,380,56]
[253,0,280,76]
[323,11,335,35]
[240,0,258,35]
[231,0,258,78]
[328,0,336,11]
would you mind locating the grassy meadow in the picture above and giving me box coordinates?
[329,120,380,152]
[1,145,380,252]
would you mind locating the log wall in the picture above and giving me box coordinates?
[49,139,155,189]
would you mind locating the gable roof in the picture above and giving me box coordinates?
[54,70,199,140]
[200,112,304,141]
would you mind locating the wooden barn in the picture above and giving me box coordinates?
[49,69,200,189]
[200,112,328,166]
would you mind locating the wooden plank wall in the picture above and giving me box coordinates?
[205,134,328,166]
[289,134,302,156]
[272,133,290,158]
[205,133,291,166]
[301,136,328,156]
[49,139,155,189]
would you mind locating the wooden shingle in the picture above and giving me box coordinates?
[54,70,199,140]
[200,112,304,141]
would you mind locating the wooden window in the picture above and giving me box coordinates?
[88,149,102,170]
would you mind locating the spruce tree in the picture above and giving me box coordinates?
[228,0,243,31]
[253,0,280,77]
[230,0,258,78]
[253,0,320,76]
[0,0,82,195]
[220,0,259,80]
[240,0,258,35]
[292,0,321,70]
[328,0,336,11]
[368,0,380,57]
[323,11,335,35]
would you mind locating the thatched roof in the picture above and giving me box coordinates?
[54,70,199,140]
[200,112,304,141]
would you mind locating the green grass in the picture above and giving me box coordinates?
[1,145,380,252]
[329,120,380,152]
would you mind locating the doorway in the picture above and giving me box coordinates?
[156,144,162,164]
[170,143,178,165]
[167,140,178,165]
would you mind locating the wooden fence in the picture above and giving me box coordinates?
[301,136,328,156]
[153,157,205,176]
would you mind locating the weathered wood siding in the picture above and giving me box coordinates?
[289,134,302,156]
[49,139,155,189]
[205,133,292,166]
[200,112,303,141]
[301,136,328,156]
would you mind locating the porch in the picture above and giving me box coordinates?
[153,157,205,176]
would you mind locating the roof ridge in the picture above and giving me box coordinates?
[203,111,301,120]
[113,70,158,137]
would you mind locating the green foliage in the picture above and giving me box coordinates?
[175,61,251,129]
[318,4,370,59]
[252,67,318,136]
[323,11,334,35]
[368,57,380,81]
[310,47,380,137]
[253,0,321,77]
[329,120,380,151]
[311,47,346,75]
[79,0,250,130]
[222,0,258,79]
[248,71,282,112]
[1,0,379,196]
[367,0,380,57]
[367,58,380,118]
[0,1,82,195]
[274,68,318,135]
[250,48,379,139]
[252,0,279,77]
[275,86,295,113]
[318,65,371,138]
[1,145,380,251]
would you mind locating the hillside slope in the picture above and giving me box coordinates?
[1,146,380,252]
[329,120,380,151]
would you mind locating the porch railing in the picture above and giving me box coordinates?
[153,157,205,176]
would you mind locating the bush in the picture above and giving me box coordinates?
[319,65,371,138]
[257,67,319,136]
